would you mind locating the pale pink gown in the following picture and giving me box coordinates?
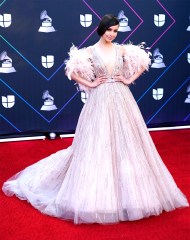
[2,43,189,224]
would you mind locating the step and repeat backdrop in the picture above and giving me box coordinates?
[0,0,189,136]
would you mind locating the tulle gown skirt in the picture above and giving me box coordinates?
[2,82,189,224]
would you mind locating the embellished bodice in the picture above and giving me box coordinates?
[91,44,124,80]
[65,43,151,91]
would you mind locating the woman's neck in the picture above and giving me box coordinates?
[97,38,113,48]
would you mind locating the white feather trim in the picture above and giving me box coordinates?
[122,42,151,83]
[64,45,94,92]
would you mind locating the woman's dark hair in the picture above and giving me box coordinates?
[97,14,119,36]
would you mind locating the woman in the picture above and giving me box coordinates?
[2,14,189,224]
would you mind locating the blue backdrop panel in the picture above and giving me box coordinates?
[0,0,189,136]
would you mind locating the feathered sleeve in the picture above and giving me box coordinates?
[122,42,151,83]
[64,45,94,92]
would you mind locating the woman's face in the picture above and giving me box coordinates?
[102,24,119,42]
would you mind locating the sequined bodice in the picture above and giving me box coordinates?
[91,44,124,79]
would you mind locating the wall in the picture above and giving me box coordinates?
[0,0,189,136]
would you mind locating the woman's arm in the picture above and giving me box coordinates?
[114,67,145,85]
[117,44,151,85]
[70,73,107,88]
[126,67,145,84]
[115,68,145,85]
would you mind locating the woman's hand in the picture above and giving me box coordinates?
[114,67,145,85]
[114,75,131,85]
[70,73,107,88]
[90,76,107,88]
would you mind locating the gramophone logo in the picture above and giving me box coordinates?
[41,55,54,68]
[80,14,92,27]
[118,10,131,32]
[184,84,190,103]
[38,10,56,33]
[152,88,164,100]
[154,14,165,27]
[2,95,15,108]
[187,15,190,31]
[40,90,58,111]
[0,51,16,73]
[187,53,190,64]
[0,14,12,28]
[151,48,166,68]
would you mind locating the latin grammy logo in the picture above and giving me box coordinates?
[151,48,166,68]
[38,10,56,33]
[80,14,92,27]
[184,84,190,103]
[40,90,58,111]
[0,51,16,73]
[154,14,165,27]
[117,10,131,32]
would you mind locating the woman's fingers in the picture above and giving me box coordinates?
[114,75,125,82]
[97,76,107,83]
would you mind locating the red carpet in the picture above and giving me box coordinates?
[0,129,190,240]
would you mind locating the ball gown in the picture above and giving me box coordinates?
[2,43,189,224]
